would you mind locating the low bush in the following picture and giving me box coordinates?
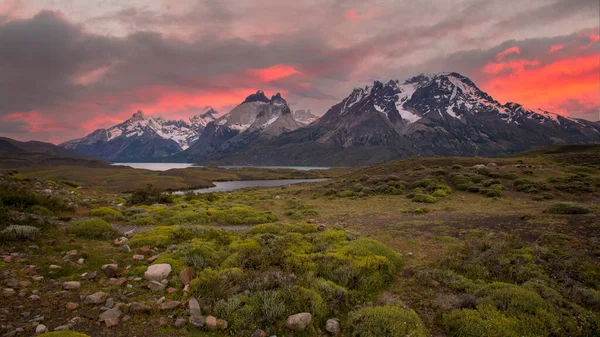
[66,218,119,239]
[90,207,123,219]
[1,225,40,240]
[348,305,428,337]
[127,184,173,205]
[412,193,437,203]
[544,203,591,215]
[0,184,73,212]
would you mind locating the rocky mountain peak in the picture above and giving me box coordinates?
[131,110,145,121]
[243,90,270,103]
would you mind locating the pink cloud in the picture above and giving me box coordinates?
[495,46,520,61]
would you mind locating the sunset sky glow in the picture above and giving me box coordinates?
[0,0,598,143]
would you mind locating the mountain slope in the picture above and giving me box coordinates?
[61,109,217,162]
[174,91,307,162]
[197,72,600,166]
[0,137,108,168]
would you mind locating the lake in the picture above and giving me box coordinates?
[176,178,329,194]
[113,162,331,171]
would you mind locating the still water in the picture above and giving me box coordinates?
[113,163,331,171]
[177,179,329,194]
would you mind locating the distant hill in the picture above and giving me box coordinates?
[0,137,109,168]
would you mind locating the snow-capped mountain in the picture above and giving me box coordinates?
[175,91,308,162]
[292,109,318,125]
[198,72,600,166]
[61,109,219,162]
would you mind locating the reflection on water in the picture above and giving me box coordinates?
[113,163,332,172]
[176,179,329,194]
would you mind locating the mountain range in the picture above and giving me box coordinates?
[61,72,600,166]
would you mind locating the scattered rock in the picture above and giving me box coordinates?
[81,271,98,280]
[99,307,122,322]
[105,317,119,327]
[167,287,178,294]
[188,298,201,317]
[205,315,217,330]
[66,302,79,310]
[148,280,166,292]
[19,280,31,288]
[147,255,159,263]
[121,245,131,253]
[34,324,47,335]
[28,294,40,301]
[6,279,18,288]
[137,246,151,256]
[159,300,181,311]
[286,313,312,331]
[251,329,267,337]
[2,288,15,297]
[317,224,326,231]
[101,264,119,278]
[144,264,171,281]
[174,318,186,328]
[122,315,131,322]
[326,319,340,336]
[77,258,85,265]
[65,250,78,256]
[105,298,115,308]
[32,276,43,281]
[114,237,128,245]
[124,230,135,238]
[63,281,81,290]
[216,319,228,330]
[132,255,144,261]
[128,302,151,312]
[189,316,206,327]
[107,277,127,286]
[53,325,70,331]
[179,268,195,285]
[48,265,62,270]
[158,316,168,326]
[84,291,107,305]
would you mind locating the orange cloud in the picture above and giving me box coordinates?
[481,55,600,117]
[495,46,520,61]
[344,9,377,21]
[482,59,540,74]
[549,44,564,52]
[249,64,302,82]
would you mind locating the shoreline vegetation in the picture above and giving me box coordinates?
[0,144,599,336]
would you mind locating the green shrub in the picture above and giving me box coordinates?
[0,184,73,212]
[128,226,179,247]
[11,173,27,181]
[412,193,437,203]
[432,189,447,197]
[348,305,428,337]
[544,203,591,215]
[90,207,123,219]
[1,225,41,240]
[336,190,354,198]
[27,205,53,216]
[127,184,173,205]
[131,216,158,226]
[66,218,118,239]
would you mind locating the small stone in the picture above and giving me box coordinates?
[101,264,119,278]
[65,250,78,256]
[66,302,79,310]
[107,277,127,286]
[114,237,128,245]
[147,255,159,263]
[122,315,131,322]
[2,288,15,297]
[144,264,171,281]
[6,279,19,288]
[205,316,217,330]
[326,319,340,336]
[19,281,31,288]
[148,280,166,292]
[124,230,135,238]
[159,300,180,310]
[77,258,84,265]
[188,298,201,317]
[158,316,168,326]
[179,268,195,285]
[105,298,115,308]
[189,316,206,327]
[251,329,267,337]
[53,325,70,331]
[167,287,177,294]
[160,279,168,285]
[84,291,107,304]
[99,307,121,322]
[137,246,151,256]
[216,319,228,330]
[3,256,13,263]
[81,271,98,280]
[28,294,40,301]
[174,318,186,328]
[128,302,151,312]
[286,313,312,331]
[35,324,47,335]
[121,245,131,253]
[48,265,62,270]
[63,281,81,290]
[32,276,43,281]
[132,255,144,261]
[105,317,119,327]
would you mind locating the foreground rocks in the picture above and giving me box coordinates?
[286,312,312,331]
[144,264,171,281]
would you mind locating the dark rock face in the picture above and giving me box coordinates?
[195,72,600,166]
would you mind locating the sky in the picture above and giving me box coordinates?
[0,0,599,143]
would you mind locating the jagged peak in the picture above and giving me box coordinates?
[243,90,270,103]
[270,92,288,105]
[131,110,145,121]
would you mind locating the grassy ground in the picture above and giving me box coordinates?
[1,145,599,336]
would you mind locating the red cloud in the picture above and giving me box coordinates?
[482,59,540,74]
[344,9,377,21]
[249,64,302,82]
[549,45,564,52]
[495,46,520,61]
